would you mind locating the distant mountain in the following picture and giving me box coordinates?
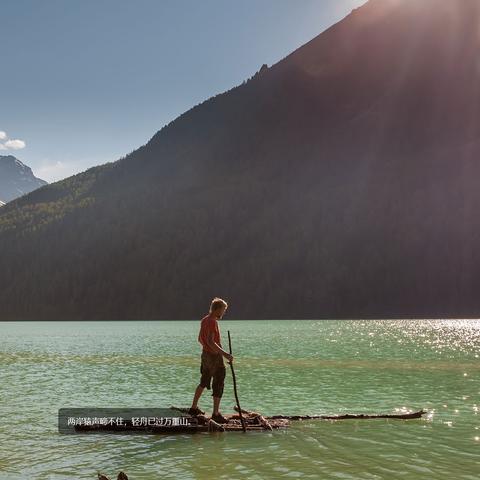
[0,155,47,203]
[1,0,480,320]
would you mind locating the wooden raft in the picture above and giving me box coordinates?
[171,406,427,432]
[75,406,426,434]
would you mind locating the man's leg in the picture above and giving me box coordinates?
[191,352,210,412]
[191,384,205,410]
[212,362,226,417]
[212,395,221,416]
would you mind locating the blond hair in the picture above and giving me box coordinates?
[210,297,228,312]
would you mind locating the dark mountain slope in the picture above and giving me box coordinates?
[1,0,480,319]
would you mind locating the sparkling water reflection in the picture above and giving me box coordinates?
[0,320,479,479]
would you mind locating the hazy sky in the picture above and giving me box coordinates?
[1,0,365,182]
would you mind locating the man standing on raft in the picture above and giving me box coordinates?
[189,297,233,424]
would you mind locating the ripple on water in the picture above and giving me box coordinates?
[0,319,479,479]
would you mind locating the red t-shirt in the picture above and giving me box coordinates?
[198,313,221,353]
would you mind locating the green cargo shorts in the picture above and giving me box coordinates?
[199,351,226,398]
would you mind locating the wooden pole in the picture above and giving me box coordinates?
[227,330,246,433]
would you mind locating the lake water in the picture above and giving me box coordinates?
[0,320,479,479]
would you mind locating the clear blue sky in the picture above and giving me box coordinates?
[1,0,365,182]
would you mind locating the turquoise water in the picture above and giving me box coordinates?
[0,320,479,479]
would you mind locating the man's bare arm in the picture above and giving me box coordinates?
[207,331,233,362]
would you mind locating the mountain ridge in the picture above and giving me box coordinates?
[0,155,47,204]
[1,0,480,319]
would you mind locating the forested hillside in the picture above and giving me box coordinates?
[1,0,480,319]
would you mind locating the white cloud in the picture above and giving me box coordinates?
[4,139,26,150]
[0,131,27,151]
